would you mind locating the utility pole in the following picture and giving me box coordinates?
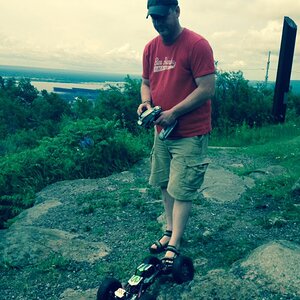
[272,16,297,123]
[265,51,271,85]
[214,60,219,72]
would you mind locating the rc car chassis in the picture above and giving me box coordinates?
[97,255,194,300]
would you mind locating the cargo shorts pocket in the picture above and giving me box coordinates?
[183,158,209,190]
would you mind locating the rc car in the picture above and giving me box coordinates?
[137,106,177,140]
[97,255,194,300]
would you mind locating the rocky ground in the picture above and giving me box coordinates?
[0,147,299,300]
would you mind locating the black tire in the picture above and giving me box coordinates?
[143,256,161,266]
[172,255,194,284]
[97,277,122,300]
[140,292,156,300]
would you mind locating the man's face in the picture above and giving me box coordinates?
[150,7,178,39]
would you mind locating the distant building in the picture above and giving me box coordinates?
[53,87,100,101]
[52,82,125,102]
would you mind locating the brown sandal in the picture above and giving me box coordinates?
[161,245,180,272]
[149,230,172,254]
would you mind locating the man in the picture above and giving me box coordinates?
[137,0,215,268]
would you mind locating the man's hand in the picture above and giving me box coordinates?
[154,109,177,128]
[137,101,152,116]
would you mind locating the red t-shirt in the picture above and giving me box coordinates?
[142,28,215,138]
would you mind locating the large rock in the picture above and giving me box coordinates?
[246,165,288,181]
[181,269,260,300]
[240,240,300,296]
[157,163,255,229]
[0,226,109,267]
[201,164,254,203]
[60,288,97,300]
[0,198,110,268]
[10,199,62,227]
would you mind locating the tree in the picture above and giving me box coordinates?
[0,76,4,89]
[72,97,94,119]
[94,76,142,133]
[212,71,273,130]
[16,78,38,105]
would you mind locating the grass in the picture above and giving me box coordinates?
[75,184,160,215]
[200,119,300,270]
[243,135,300,177]
[210,119,300,149]
[209,119,300,228]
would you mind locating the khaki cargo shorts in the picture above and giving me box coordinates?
[149,132,210,201]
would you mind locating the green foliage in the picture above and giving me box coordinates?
[0,90,30,138]
[0,129,39,155]
[41,254,71,271]
[245,175,300,228]
[16,78,39,105]
[0,80,72,153]
[0,118,147,228]
[32,90,72,123]
[94,76,142,133]
[227,131,300,230]
[288,92,300,117]
[237,128,300,178]
[72,97,94,119]
[210,119,300,148]
[213,71,274,132]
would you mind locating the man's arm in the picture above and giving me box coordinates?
[155,73,215,127]
[137,77,152,115]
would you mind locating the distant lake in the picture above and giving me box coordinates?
[31,81,122,92]
[0,65,141,92]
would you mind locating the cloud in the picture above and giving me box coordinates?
[105,43,140,59]
[0,0,299,79]
[247,21,282,53]
[212,31,237,39]
[248,0,300,19]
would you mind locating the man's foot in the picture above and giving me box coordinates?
[149,230,172,254]
[162,245,180,272]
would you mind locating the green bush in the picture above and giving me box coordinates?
[0,118,147,228]
[0,79,72,150]
[213,71,274,132]
[94,76,142,133]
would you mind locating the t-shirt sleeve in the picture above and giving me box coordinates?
[190,39,215,78]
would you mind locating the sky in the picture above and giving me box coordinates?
[0,0,299,81]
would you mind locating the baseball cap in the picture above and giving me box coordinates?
[146,0,178,18]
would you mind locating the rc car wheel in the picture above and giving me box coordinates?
[143,256,161,266]
[140,292,156,300]
[172,255,194,284]
[97,277,122,300]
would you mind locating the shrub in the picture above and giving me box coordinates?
[94,76,142,133]
[213,71,273,132]
[0,118,147,228]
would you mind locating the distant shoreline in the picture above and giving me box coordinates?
[1,65,299,94]
[31,81,125,93]
[0,65,140,83]
[0,65,141,93]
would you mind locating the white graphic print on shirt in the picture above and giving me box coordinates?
[154,57,176,73]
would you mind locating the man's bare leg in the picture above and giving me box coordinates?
[162,188,174,231]
[150,188,174,251]
[165,199,192,258]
